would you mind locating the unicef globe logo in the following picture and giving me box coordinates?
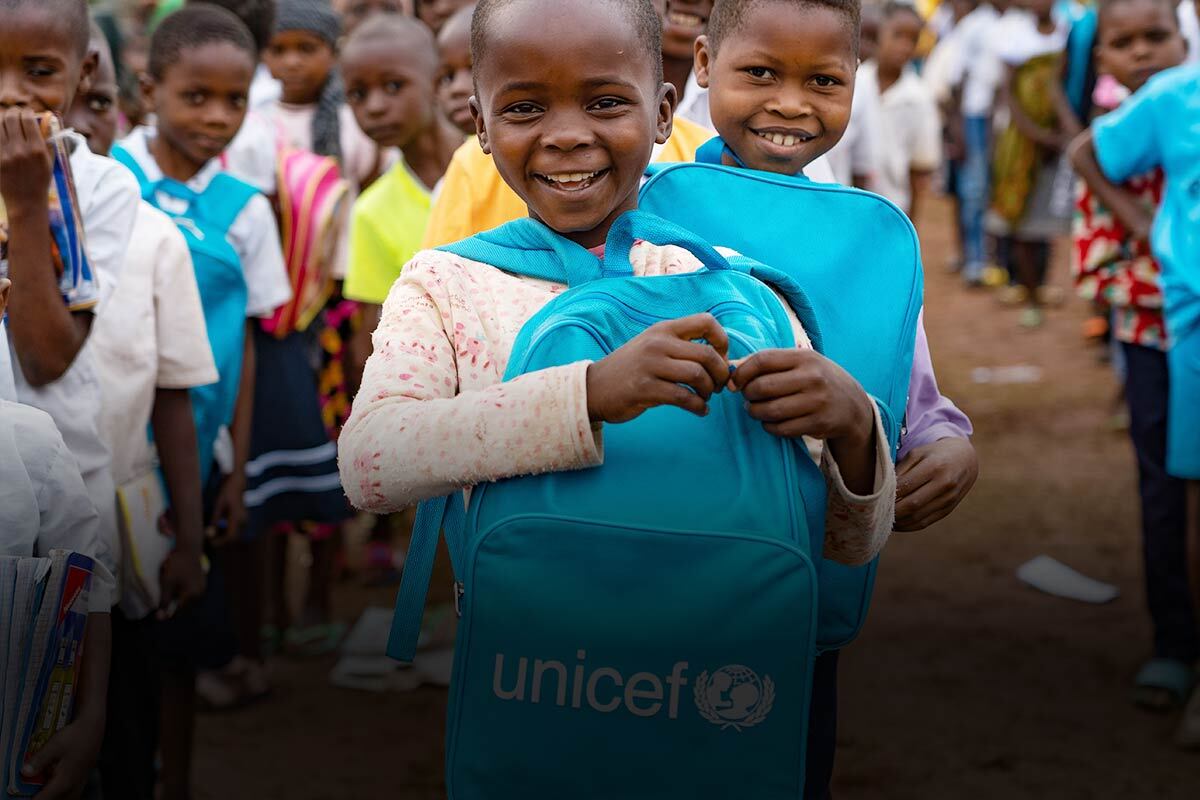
[693,665,775,732]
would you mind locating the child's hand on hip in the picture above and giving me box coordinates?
[586,313,730,423]
[894,437,978,531]
[0,109,53,211]
[730,349,873,446]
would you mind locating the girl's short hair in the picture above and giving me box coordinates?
[149,3,258,80]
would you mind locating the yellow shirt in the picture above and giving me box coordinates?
[345,161,432,305]
[421,117,714,248]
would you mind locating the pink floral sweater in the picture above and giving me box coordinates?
[339,240,897,566]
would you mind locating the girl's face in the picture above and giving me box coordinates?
[471,0,673,249]
[1097,0,1187,92]
[264,30,337,105]
[145,42,254,173]
[344,36,438,150]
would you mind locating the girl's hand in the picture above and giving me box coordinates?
[586,313,730,423]
[730,349,873,446]
[894,437,979,532]
[207,472,247,544]
[0,109,53,211]
[22,713,103,800]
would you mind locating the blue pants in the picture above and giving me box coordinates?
[1122,343,1198,662]
[957,115,991,280]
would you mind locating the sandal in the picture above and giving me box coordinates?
[1133,658,1195,711]
[284,621,348,657]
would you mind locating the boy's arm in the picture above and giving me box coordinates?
[210,323,255,541]
[151,388,206,614]
[1000,65,1064,150]
[908,169,934,225]
[1069,131,1153,241]
[22,612,110,799]
[1,109,91,387]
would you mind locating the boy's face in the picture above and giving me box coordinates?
[418,0,474,34]
[339,0,411,34]
[875,11,923,73]
[344,37,438,149]
[144,43,255,170]
[1097,0,1187,92]
[66,36,119,157]
[436,9,474,134]
[264,31,337,106]
[697,3,856,176]
[0,4,92,117]
[662,0,714,62]
[471,0,673,248]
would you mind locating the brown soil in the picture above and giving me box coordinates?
[193,196,1200,799]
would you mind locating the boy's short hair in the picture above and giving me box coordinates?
[149,4,259,80]
[345,12,439,70]
[0,0,90,58]
[707,0,862,54]
[189,0,277,52]
[880,0,921,22]
[470,0,663,84]
[1097,0,1179,24]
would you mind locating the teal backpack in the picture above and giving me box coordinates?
[112,147,258,483]
[639,137,924,649]
[388,211,885,798]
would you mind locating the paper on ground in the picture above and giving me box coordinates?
[1016,555,1119,604]
[330,607,453,692]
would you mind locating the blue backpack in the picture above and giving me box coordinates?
[112,147,257,483]
[639,138,924,649]
[388,211,881,798]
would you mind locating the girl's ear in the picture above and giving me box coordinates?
[656,81,677,146]
[470,95,490,153]
[694,34,712,89]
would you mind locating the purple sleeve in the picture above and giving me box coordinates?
[898,312,973,459]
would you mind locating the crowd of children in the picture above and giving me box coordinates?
[1,0,1198,796]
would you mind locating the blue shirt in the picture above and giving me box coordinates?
[1093,64,1200,340]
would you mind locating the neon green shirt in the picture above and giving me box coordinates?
[345,161,432,305]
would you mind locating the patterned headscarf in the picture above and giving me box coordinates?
[275,0,345,162]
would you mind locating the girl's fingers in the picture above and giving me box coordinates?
[894,478,948,520]
[663,338,729,390]
[651,380,709,417]
[660,313,730,360]
[739,368,818,402]
[762,418,818,440]
[730,349,805,391]
[655,356,716,401]
[746,393,818,424]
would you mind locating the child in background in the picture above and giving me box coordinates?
[661,0,716,126]
[343,14,461,330]
[336,0,412,33]
[1070,4,1200,745]
[192,0,282,112]
[110,7,291,796]
[68,28,217,799]
[0,274,114,800]
[863,2,942,223]
[0,0,139,606]
[988,0,1070,327]
[825,2,884,191]
[415,0,475,33]
[695,0,977,792]
[436,3,476,136]
[419,0,719,247]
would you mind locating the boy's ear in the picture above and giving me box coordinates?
[138,73,157,116]
[656,82,677,146]
[694,35,713,89]
[470,95,490,154]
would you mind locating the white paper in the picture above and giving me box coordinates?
[1016,555,1120,604]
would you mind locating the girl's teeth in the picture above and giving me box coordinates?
[547,172,597,183]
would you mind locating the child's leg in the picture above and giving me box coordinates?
[1122,344,1198,668]
[269,528,292,634]
[803,650,840,800]
[302,526,341,626]
[97,610,160,800]
[159,665,196,800]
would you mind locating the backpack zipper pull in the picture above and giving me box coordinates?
[453,580,465,617]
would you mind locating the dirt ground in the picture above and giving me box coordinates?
[193,196,1200,799]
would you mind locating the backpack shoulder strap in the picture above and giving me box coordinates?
[196,172,261,234]
[111,144,154,200]
[437,217,606,286]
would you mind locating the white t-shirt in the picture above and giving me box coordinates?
[0,399,115,612]
[1181,0,1199,65]
[993,12,1068,67]
[956,4,1005,116]
[117,127,292,320]
[860,62,942,214]
[6,136,139,589]
[249,63,282,112]
[824,62,884,188]
[88,202,219,487]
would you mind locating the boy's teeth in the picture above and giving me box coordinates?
[669,11,703,26]
[545,172,598,183]
[759,131,803,147]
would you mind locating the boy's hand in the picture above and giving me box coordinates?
[586,313,730,423]
[23,713,103,800]
[730,349,873,445]
[208,472,247,544]
[158,548,206,619]
[0,108,53,210]
[894,437,979,532]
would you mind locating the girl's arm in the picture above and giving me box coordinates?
[210,323,256,540]
[339,256,603,513]
[151,388,206,614]
[1069,131,1153,240]
[1001,65,1065,151]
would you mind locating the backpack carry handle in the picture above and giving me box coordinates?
[603,210,733,277]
